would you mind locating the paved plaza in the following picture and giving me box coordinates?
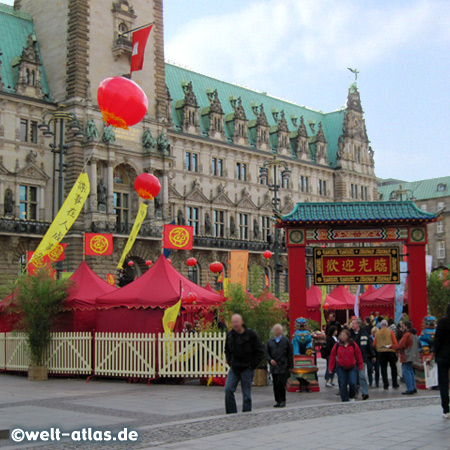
[0,359,449,450]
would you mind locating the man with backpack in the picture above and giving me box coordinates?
[394,320,419,395]
[329,329,364,402]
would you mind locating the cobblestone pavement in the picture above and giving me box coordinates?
[0,367,446,449]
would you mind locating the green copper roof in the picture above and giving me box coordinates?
[0,3,51,100]
[378,176,450,202]
[165,63,345,168]
[280,201,437,226]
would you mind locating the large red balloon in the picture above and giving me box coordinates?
[263,250,273,259]
[134,173,161,200]
[97,77,148,129]
[186,257,197,267]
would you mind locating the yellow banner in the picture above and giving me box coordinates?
[163,299,182,335]
[229,250,249,287]
[29,173,90,267]
[117,202,148,269]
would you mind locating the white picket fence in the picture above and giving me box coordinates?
[0,332,228,380]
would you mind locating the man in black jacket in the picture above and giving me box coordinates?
[325,312,342,336]
[224,314,265,414]
[350,318,375,400]
[266,324,293,407]
[433,304,450,418]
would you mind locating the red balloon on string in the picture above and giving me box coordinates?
[209,261,223,273]
[263,250,273,259]
[127,261,134,267]
[145,260,152,267]
[134,173,161,200]
[97,77,148,129]
[186,257,197,267]
[185,292,197,304]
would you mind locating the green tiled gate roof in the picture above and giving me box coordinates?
[165,63,345,168]
[0,4,51,100]
[280,201,437,226]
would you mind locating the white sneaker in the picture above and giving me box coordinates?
[349,398,356,402]
[443,413,450,419]
[326,381,333,387]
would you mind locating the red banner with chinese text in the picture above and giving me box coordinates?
[314,247,400,285]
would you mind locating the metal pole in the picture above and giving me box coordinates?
[273,163,280,299]
[56,118,64,279]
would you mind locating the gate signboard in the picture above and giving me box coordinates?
[314,247,400,285]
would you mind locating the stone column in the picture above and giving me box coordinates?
[89,158,98,212]
[14,183,21,218]
[107,162,114,214]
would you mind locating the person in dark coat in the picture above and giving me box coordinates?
[350,318,375,400]
[224,314,265,414]
[323,325,338,387]
[325,312,342,336]
[433,304,450,418]
[266,324,294,407]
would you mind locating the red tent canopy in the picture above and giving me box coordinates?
[97,256,225,310]
[204,282,217,294]
[360,285,376,300]
[307,286,322,309]
[65,261,117,310]
[328,286,355,310]
[360,285,395,305]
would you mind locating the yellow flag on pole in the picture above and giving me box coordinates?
[29,173,90,267]
[117,202,148,269]
[162,299,182,335]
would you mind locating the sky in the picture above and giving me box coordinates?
[5,0,449,182]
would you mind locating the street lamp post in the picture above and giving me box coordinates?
[259,156,291,298]
[38,107,84,277]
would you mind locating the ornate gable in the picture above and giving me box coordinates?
[168,184,183,200]
[212,189,234,207]
[14,34,43,98]
[182,81,198,108]
[297,116,308,138]
[252,103,269,127]
[315,122,327,143]
[276,110,289,132]
[230,96,247,120]
[16,160,50,182]
[207,89,223,114]
[186,183,209,203]
[237,188,257,209]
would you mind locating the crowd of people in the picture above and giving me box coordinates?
[222,307,450,419]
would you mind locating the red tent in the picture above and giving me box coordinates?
[328,286,355,310]
[360,285,376,300]
[359,285,396,319]
[204,282,217,294]
[307,286,322,309]
[96,256,225,333]
[0,292,18,332]
[56,261,118,332]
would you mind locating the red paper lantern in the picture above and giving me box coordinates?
[186,257,197,267]
[209,261,223,273]
[134,173,161,200]
[145,260,153,267]
[323,303,329,310]
[127,261,134,267]
[263,250,273,259]
[185,292,197,304]
[97,77,148,129]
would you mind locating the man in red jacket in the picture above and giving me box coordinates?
[329,329,364,402]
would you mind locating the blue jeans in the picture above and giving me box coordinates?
[325,356,334,381]
[367,357,380,387]
[402,362,416,392]
[358,363,369,395]
[224,367,255,414]
[336,366,358,402]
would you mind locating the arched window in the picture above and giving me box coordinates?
[113,164,136,231]
[118,22,128,33]
[26,69,30,85]
[188,264,199,285]
[31,70,36,86]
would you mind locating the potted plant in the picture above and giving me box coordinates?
[223,276,287,386]
[7,269,70,381]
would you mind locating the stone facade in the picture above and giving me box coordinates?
[0,0,377,289]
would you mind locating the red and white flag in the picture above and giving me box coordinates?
[130,25,153,74]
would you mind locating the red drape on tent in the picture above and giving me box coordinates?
[328,286,355,309]
[95,256,225,333]
[359,285,396,319]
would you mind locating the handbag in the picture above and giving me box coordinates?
[425,360,438,389]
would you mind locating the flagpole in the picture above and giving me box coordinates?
[82,232,86,262]
[119,22,154,36]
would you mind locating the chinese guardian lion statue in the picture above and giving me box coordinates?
[418,315,437,355]
[292,317,314,356]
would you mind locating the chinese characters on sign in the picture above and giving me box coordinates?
[314,247,400,285]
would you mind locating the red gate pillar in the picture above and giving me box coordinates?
[407,226,428,331]
[286,229,307,338]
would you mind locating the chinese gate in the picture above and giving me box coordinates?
[278,201,438,334]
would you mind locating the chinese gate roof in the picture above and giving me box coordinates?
[280,201,437,226]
